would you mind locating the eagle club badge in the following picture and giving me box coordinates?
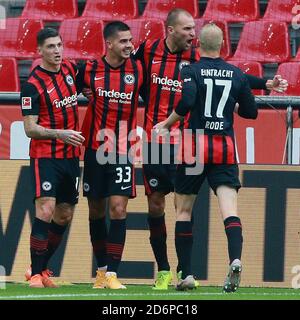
[124,74,135,85]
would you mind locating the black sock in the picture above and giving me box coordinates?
[175,221,193,279]
[30,217,50,276]
[148,214,170,271]
[43,220,67,270]
[107,219,126,273]
[89,217,107,268]
[224,216,243,264]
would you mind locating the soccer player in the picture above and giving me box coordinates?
[20,28,84,288]
[76,21,143,289]
[154,23,258,292]
[133,8,288,290]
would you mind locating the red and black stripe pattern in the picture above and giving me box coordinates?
[22,60,79,159]
[106,219,126,273]
[81,57,143,154]
[141,39,200,143]
[180,132,237,164]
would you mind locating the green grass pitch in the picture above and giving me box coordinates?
[0,283,300,300]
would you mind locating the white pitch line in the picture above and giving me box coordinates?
[1,292,300,299]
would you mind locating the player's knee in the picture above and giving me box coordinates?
[88,199,106,219]
[176,208,192,221]
[57,213,73,225]
[55,203,74,225]
[88,206,106,220]
[148,194,165,215]
[36,198,55,221]
[110,202,127,219]
[148,202,165,216]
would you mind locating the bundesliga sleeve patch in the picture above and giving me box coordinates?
[22,97,32,110]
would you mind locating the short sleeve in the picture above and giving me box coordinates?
[20,82,40,116]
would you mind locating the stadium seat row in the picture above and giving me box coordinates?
[1,58,300,96]
[18,0,300,23]
[0,18,298,63]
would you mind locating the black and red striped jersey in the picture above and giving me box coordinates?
[134,39,200,143]
[20,60,79,159]
[134,40,268,146]
[77,57,143,154]
[176,57,257,164]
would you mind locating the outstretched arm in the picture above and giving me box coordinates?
[245,74,288,93]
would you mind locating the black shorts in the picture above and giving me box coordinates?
[30,157,80,204]
[83,148,136,199]
[175,163,241,195]
[142,143,177,195]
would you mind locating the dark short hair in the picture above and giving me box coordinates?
[103,21,130,40]
[37,27,61,46]
[166,8,192,27]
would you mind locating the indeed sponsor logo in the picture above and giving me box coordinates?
[97,88,133,103]
[53,93,78,109]
[151,73,182,92]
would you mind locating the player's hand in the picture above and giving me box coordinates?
[266,75,288,93]
[82,87,93,100]
[153,121,169,136]
[57,130,85,146]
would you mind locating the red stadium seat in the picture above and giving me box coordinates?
[30,58,42,71]
[126,19,166,49]
[270,62,300,96]
[232,21,290,63]
[142,0,199,20]
[59,19,105,60]
[227,61,265,95]
[194,19,231,59]
[203,0,259,22]
[0,18,43,59]
[82,0,139,20]
[21,0,78,21]
[0,58,20,92]
[263,0,300,23]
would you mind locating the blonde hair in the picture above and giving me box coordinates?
[199,23,223,52]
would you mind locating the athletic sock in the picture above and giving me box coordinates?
[106,219,126,273]
[30,217,50,276]
[43,220,67,270]
[89,217,108,268]
[175,221,193,279]
[224,216,243,264]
